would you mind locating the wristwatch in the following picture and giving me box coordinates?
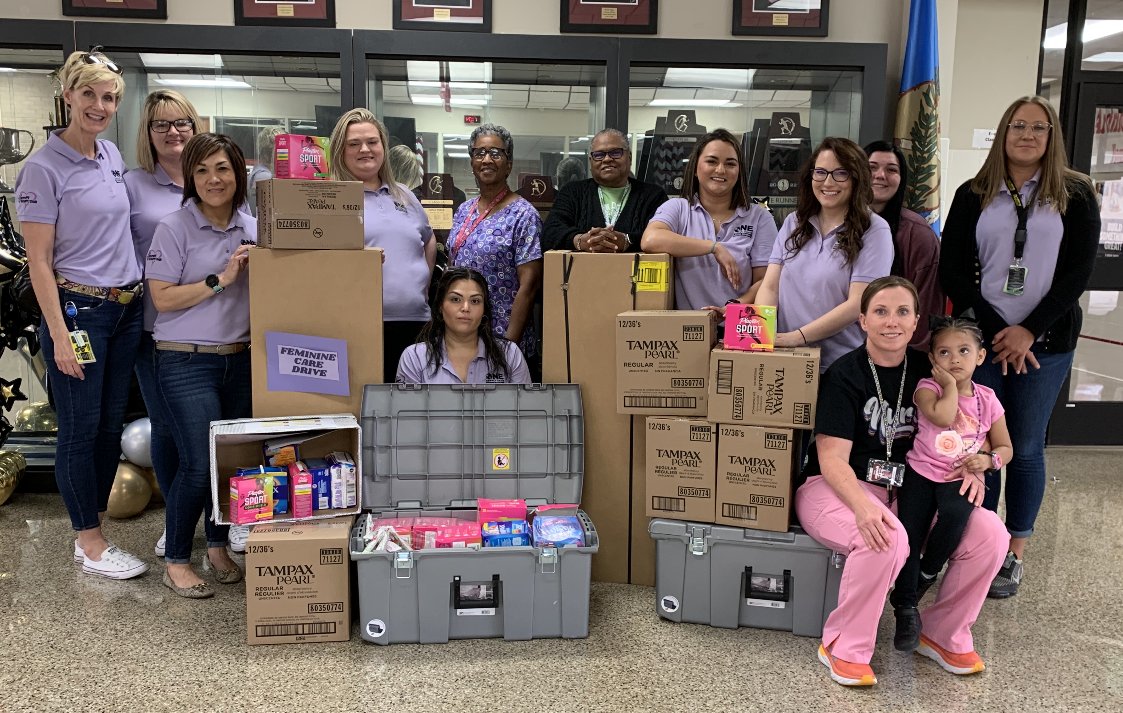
[205,274,224,294]
[621,233,632,249]
[978,450,1003,470]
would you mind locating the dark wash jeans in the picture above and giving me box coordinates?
[157,349,251,563]
[40,289,142,531]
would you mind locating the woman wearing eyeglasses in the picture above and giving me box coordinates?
[329,109,435,383]
[449,123,542,373]
[756,137,893,373]
[123,90,200,559]
[939,96,1099,598]
[14,48,149,579]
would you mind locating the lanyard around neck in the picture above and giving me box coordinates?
[452,188,509,257]
[867,353,908,462]
[1004,176,1039,262]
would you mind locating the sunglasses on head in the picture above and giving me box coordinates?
[82,46,122,75]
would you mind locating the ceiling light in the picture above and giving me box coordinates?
[1085,52,1123,63]
[1043,20,1123,49]
[139,53,223,69]
[408,80,489,89]
[0,67,16,72]
[412,96,490,106]
[153,77,252,89]
[406,60,492,84]
[647,99,738,107]
[663,68,755,89]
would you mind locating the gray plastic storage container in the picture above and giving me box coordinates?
[649,520,844,638]
[350,384,598,645]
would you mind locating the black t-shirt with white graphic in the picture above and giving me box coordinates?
[801,345,932,489]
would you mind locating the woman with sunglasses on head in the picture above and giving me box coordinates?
[397,267,530,385]
[641,128,777,309]
[756,137,894,374]
[14,47,148,579]
[449,124,542,375]
[123,89,200,559]
[939,96,1099,599]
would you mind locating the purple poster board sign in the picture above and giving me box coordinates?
[265,331,350,397]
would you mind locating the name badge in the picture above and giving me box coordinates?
[69,329,96,364]
[1003,264,1028,296]
[867,459,905,488]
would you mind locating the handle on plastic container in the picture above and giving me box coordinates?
[742,566,792,603]
[451,574,502,610]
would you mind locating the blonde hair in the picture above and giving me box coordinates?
[59,48,125,104]
[388,144,422,190]
[971,95,1093,214]
[328,108,406,203]
[135,89,201,173]
[255,125,285,172]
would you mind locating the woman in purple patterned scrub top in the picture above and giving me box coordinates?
[449,123,542,370]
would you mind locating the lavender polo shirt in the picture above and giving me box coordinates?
[648,198,778,309]
[125,164,185,332]
[364,184,433,322]
[396,338,531,384]
[976,173,1064,327]
[770,212,893,371]
[146,201,257,345]
[14,131,140,287]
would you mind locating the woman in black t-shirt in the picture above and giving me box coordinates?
[796,276,1008,688]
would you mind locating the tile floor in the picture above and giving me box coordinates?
[0,448,1120,713]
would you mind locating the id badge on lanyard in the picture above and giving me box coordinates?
[1004,178,1036,296]
[64,301,96,364]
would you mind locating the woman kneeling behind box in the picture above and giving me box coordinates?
[146,133,255,599]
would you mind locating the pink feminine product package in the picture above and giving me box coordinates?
[273,134,330,180]
[229,475,274,525]
[288,463,313,519]
[433,522,483,549]
[373,517,416,546]
[477,498,527,523]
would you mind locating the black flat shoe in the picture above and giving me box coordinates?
[893,606,921,652]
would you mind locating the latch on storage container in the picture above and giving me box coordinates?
[690,527,707,556]
[832,553,845,569]
[394,551,413,579]
[539,546,558,574]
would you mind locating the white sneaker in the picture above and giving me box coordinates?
[155,529,167,557]
[74,539,116,563]
[228,525,251,554]
[82,545,149,580]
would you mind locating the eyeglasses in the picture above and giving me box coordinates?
[1008,121,1052,137]
[81,46,122,75]
[590,147,627,162]
[149,119,195,133]
[470,147,508,161]
[811,167,851,183]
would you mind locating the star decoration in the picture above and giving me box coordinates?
[0,376,27,412]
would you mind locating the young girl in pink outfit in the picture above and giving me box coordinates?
[890,318,1013,653]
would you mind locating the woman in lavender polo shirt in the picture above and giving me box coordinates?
[756,137,893,373]
[641,128,778,309]
[940,96,1099,598]
[124,89,201,559]
[329,109,435,383]
[397,267,530,385]
[15,48,148,580]
[147,134,255,599]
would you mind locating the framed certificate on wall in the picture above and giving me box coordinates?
[61,1,168,19]
[393,0,493,33]
[733,0,829,37]
[234,0,337,28]
[561,0,659,35]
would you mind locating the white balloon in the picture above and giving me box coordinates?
[120,417,153,468]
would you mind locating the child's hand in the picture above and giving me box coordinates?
[958,453,991,473]
[929,359,957,391]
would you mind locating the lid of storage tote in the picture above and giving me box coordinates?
[360,384,584,509]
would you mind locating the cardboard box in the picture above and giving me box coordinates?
[245,516,353,645]
[273,134,331,180]
[645,417,716,522]
[715,424,796,532]
[707,347,821,429]
[723,303,776,352]
[249,247,383,419]
[256,179,364,250]
[617,310,715,416]
[542,251,673,584]
[209,414,361,526]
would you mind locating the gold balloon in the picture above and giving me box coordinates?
[0,450,27,506]
[106,461,152,518]
[13,402,57,433]
[141,467,163,505]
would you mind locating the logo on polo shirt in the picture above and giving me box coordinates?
[394,201,408,214]
[111,169,124,183]
[146,250,162,262]
[732,224,754,239]
[16,191,37,205]
[485,371,504,383]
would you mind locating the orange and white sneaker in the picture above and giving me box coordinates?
[917,634,985,675]
[817,644,877,686]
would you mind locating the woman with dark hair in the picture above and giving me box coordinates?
[940,95,1099,598]
[640,128,777,309]
[396,266,530,384]
[147,133,255,598]
[863,140,944,346]
[756,137,893,373]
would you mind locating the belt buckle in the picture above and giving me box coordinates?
[117,289,134,305]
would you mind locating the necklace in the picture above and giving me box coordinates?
[867,353,908,462]
[598,184,631,228]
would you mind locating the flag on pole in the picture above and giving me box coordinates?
[895,0,941,230]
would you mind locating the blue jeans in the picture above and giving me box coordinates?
[157,350,252,563]
[973,345,1073,538]
[134,332,180,508]
[40,290,142,531]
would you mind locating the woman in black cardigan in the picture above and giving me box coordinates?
[939,95,1099,599]
[541,128,668,253]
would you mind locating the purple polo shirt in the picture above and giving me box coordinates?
[396,338,531,384]
[976,172,1064,327]
[770,212,893,371]
[364,184,433,322]
[146,201,257,345]
[14,131,140,286]
[648,198,778,309]
[125,164,185,331]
